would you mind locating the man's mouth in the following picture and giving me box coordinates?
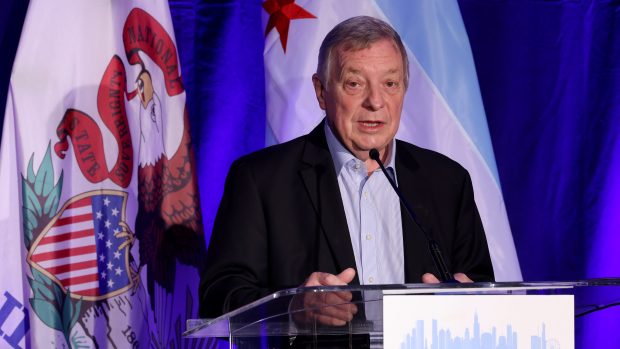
[358,121,384,129]
[361,121,380,127]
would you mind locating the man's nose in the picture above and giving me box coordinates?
[363,85,385,111]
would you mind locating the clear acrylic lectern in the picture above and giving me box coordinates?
[184,279,620,348]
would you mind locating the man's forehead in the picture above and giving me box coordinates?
[332,40,404,74]
[335,38,401,57]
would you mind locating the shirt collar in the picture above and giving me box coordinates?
[324,121,397,175]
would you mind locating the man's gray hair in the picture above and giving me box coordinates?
[316,16,409,88]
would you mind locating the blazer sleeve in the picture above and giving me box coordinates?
[451,170,495,282]
[199,159,272,318]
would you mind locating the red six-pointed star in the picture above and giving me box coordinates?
[263,0,316,52]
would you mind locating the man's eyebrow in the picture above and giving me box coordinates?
[338,68,362,80]
[337,67,402,80]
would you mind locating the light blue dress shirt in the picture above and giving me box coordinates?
[324,123,405,285]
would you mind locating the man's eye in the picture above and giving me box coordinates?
[346,81,361,88]
[386,81,399,88]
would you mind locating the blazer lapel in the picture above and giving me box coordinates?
[299,123,360,284]
[395,141,438,283]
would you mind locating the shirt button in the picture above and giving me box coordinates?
[354,163,360,170]
[363,191,368,198]
[368,277,374,283]
[366,234,372,240]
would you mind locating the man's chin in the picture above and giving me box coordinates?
[355,140,390,152]
[350,145,387,161]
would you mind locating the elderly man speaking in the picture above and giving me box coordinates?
[199,16,493,327]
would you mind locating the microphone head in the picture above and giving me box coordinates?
[369,148,380,161]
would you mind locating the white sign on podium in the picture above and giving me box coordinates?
[384,294,574,349]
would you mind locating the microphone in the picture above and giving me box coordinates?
[369,148,455,283]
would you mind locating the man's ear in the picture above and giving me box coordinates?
[312,74,327,110]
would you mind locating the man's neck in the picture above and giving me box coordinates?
[364,155,381,175]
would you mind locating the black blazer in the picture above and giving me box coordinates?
[199,121,493,318]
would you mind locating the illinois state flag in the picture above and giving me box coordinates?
[262,0,522,281]
[0,1,208,348]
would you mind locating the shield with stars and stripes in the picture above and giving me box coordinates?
[28,190,134,301]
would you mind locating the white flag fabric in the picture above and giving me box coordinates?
[0,1,208,348]
[262,0,522,281]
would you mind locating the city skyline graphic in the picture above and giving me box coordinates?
[399,313,560,349]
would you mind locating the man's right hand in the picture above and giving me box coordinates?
[291,268,358,326]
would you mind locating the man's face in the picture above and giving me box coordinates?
[313,39,406,161]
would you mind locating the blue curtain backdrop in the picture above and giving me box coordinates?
[1,0,619,347]
[460,0,620,283]
[167,0,266,240]
[458,1,620,345]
